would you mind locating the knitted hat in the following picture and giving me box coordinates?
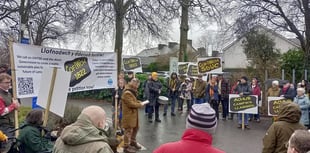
[186,103,217,134]
[151,72,158,79]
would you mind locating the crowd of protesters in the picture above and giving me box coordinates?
[1,62,310,153]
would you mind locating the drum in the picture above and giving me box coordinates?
[158,96,169,105]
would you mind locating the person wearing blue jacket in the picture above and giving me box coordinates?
[294,88,310,128]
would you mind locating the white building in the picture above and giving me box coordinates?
[222,25,300,70]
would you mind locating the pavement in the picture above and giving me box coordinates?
[21,98,272,153]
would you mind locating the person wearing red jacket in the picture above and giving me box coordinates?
[249,78,261,122]
[0,73,20,152]
[153,103,225,153]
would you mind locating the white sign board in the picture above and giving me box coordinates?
[197,57,222,74]
[169,57,178,75]
[229,94,258,114]
[122,57,143,73]
[37,68,71,117]
[12,43,117,98]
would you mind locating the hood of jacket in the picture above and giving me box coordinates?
[60,114,109,146]
[124,84,138,97]
[277,102,301,123]
[182,129,212,145]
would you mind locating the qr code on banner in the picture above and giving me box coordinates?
[17,77,34,95]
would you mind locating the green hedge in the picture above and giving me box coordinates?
[68,74,168,101]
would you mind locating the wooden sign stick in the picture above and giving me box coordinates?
[114,90,118,134]
[43,67,58,127]
[8,40,19,136]
[242,113,245,130]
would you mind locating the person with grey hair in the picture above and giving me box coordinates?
[294,88,310,128]
[267,80,281,97]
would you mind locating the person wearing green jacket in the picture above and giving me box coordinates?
[262,102,306,153]
[53,105,113,153]
[18,109,53,153]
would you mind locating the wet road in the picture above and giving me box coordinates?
[65,99,272,153]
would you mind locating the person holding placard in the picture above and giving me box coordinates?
[193,74,207,104]
[294,88,310,128]
[112,79,125,130]
[262,102,306,153]
[0,73,20,152]
[122,78,149,153]
[234,76,252,129]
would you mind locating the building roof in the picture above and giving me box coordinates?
[222,24,300,52]
[136,42,197,57]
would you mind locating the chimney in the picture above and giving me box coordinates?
[198,47,207,57]
[158,44,167,50]
[168,42,178,49]
[212,51,219,57]
[187,39,192,46]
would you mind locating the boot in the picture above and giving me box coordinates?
[130,142,142,150]
[124,146,136,153]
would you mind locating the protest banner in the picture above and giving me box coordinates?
[229,94,258,114]
[12,43,117,98]
[197,57,222,74]
[122,57,142,73]
[268,97,290,116]
[169,57,178,75]
[187,63,199,77]
[178,62,189,75]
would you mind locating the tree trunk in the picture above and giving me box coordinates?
[179,0,189,62]
[303,0,310,71]
[114,0,124,75]
[19,0,30,42]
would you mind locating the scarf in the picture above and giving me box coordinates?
[169,79,177,90]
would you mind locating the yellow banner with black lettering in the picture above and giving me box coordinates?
[268,97,290,116]
[229,94,258,114]
[197,57,222,74]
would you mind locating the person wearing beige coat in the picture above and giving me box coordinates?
[122,78,148,153]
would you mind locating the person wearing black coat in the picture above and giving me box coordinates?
[280,82,296,101]
[147,72,162,123]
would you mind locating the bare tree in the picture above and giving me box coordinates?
[235,0,310,68]
[77,0,179,73]
[0,0,77,45]
[176,0,234,62]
